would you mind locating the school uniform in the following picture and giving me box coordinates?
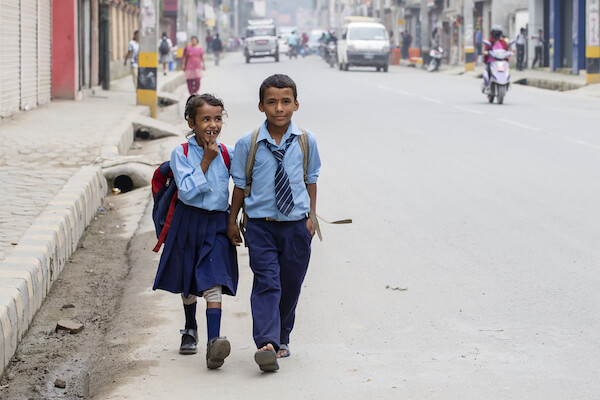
[231,120,321,350]
[153,137,238,299]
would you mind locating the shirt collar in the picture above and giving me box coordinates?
[258,120,299,146]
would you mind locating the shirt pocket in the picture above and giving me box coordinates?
[284,147,305,186]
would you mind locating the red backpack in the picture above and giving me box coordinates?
[151,143,231,252]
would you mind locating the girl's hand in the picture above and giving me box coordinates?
[202,64,206,71]
[227,222,243,246]
[201,134,219,162]
[199,135,219,173]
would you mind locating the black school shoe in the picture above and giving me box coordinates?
[206,337,231,369]
[179,329,198,355]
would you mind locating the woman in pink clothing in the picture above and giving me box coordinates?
[182,36,206,95]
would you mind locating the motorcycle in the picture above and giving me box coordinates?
[427,46,444,72]
[482,40,513,104]
[326,42,337,68]
[288,44,298,59]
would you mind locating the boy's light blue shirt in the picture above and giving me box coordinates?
[171,136,233,211]
[231,120,321,221]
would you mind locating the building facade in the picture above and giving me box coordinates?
[0,0,52,118]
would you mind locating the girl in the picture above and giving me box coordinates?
[182,36,206,95]
[153,94,238,369]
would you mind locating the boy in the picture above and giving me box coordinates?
[531,29,544,68]
[227,74,321,372]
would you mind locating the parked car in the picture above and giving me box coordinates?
[337,21,390,72]
[244,19,279,63]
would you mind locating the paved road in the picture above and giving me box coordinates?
[102,53,600,399]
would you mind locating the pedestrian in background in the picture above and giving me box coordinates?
[514,27,526,71]
[182,36,205,95]
[124,30,139,88]
[153,94,238,369]
[206,30,214,54]
[402,31,412,60]
[228,74,321,372]
[158,32,174,76]
[212,33,223,66]
[531,29,544,68]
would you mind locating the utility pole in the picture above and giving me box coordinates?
[420,0,429,66]
[379,0,385,23]
[464,0,475,71]
[137,0,159,118]
[176,0,187,67]
[587,0,600,83]
[234,0,239,38]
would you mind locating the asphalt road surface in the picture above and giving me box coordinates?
[99,53,600,399]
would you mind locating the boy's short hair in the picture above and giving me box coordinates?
[259,74,297,103]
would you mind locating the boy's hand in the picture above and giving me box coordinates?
[227,221,243,246]
[306,217,315,237]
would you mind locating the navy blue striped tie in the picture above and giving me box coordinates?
[266,135,296,217]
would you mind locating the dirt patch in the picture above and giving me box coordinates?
[0,190,149,400]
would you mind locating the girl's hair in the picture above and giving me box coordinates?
[184,94,227,138]
[133,30,139,39]
[191,35,199,43]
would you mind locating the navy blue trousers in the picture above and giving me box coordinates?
[246,218,312,350]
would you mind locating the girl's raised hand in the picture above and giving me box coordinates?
[202,134,220,162]
[199,135,220,174]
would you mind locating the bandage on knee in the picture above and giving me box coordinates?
[181,294,197,305]
[202,286,222,303]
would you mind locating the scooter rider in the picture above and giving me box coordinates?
[326,30,338,45]
[287,30,300,54]
[483,26,508,87]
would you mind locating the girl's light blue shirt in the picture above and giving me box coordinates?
[171,136,233,211]
[231,121,321,221]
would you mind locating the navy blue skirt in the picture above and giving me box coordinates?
[153,202,238,298]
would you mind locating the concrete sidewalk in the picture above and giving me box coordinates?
[395,59,600,97]
[0,71,184,377]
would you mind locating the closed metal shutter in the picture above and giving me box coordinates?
[20,0,38,111]
[0,0,20,117]
[38,0,52,104]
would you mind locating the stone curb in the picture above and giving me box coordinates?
[0,68,186,378]
[0,167,106,372]
[100,71,185,159]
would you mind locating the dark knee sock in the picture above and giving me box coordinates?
[206,308,222,341]
[183,302,197,330]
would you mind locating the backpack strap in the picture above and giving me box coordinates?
[238,127,261,247]
[298,129,322,241]
[153,143,189,253]
[297,129,309,186]
[244,127,261,198]
[220,144,231,170]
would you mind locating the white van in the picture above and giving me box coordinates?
[244,20,279,63]
[337,21,390,72]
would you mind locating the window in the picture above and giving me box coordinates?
[348,27,387,41]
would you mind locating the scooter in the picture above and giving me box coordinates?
[326,42,337,68]
[482,40,512,104]
[427,46,443,72]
